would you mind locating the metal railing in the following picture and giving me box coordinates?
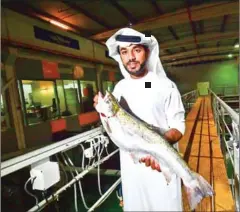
[181,90,198,113]
[211,86,239,96]
[209,89,239,211]
[1,127,121,212]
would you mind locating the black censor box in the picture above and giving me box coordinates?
[145,82,151,88]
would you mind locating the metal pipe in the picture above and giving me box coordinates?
[181,90,196,98]
[209,89,239,124]
[27,149,119,212]
[1,127,102,177]
[87,177,121,212]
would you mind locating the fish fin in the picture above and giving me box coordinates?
[160,165,174,185]
[103,119,112,134]
[184,173,214,210]
[129,152,139,164]
[100,115,112,134]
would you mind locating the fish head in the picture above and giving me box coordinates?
[96,91,119,117]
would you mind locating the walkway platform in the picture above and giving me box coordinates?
[179,96,235,211]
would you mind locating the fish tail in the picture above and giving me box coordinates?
[184,173,214,210]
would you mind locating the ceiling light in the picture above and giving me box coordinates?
[50,20,69,30]
[234,43,239,48]
[228,54,233,58]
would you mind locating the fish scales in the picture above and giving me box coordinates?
[96,91,214,210]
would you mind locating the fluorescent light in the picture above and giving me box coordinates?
[234,43,239,48]
[50,20,69,30]
[228,54,233,58]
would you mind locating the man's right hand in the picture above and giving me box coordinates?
[93,94,99,108]
[93,92,103,108]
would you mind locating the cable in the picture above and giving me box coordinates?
[24,176,40,211]
[56,154,69,184]
[61,153,78,212]
[79,144,86,170]
[93,138,104,196]
[64,152,90,210]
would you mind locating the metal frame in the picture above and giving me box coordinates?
[209,89,239,211]
[1,126,121,212]
[181,90,198,113]
[1,127,103,177]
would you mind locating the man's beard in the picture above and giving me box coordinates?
[124,61,147,77]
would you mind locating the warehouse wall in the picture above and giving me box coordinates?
[166,60,238,94]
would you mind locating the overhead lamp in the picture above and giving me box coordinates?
[234,43,239,48]
[50,20,69,30]
[228,54,233,58]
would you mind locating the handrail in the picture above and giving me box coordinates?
[181,89,197,98]
[1,127,103,177]
[1,126,121,212]
[209,89,239,124]
[209,88,239,211]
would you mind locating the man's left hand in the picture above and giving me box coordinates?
[140,156,161,172]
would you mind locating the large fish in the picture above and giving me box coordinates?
[96,91,214,210]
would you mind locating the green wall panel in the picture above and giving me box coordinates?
[167,60,238,94]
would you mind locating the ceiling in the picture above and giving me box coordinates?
[2,0,239,66]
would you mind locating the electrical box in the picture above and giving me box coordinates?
[30,158,60,191]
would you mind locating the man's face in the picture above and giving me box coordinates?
[119,44,148,76]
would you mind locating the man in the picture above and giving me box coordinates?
[94,28,185,211]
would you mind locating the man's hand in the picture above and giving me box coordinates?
[93,94,99,108]
[93,92,103,108]
[164,128,182,145]
[140,156,161,172]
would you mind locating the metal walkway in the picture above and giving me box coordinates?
[179,96,235,211]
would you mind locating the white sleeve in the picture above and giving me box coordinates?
[164,87,185,135]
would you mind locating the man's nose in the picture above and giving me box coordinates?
[128,51,136,61]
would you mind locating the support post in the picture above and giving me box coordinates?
[96,64,104,93]
[5,48,26,150]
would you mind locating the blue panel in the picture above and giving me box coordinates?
[33,26,80,50]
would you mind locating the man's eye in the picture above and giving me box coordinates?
[121,51,127,55]
[135,49,141,53]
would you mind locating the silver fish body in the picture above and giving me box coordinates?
[96,91,214,210]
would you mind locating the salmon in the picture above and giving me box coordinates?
[96,91,214,210]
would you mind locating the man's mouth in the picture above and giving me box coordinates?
[127,62,139,69]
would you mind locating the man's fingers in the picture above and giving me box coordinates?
[93,94,99,102]
[145,157,150,167]
[151,158,155,170]
[140,156,161,172]
[93,94,100,109]
[155,163,161,172]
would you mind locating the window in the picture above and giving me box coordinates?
[56,80,81,116]
[1,94,10,131]
[22,80,57,125]
[80,80,97,112]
